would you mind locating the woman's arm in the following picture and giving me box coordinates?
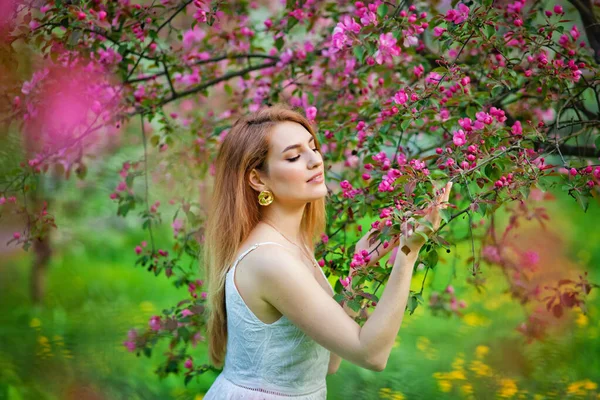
[327,352,342,375]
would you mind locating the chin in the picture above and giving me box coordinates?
[308,185,328,199]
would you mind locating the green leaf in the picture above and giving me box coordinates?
[415,230,429,242]
[380,123,391,134]
[476,202,487,217]
[347,299,362,312]
[353,46,365,63]
[518,184,531,200]
[595,135,600,152]
[401,119,412,131]
[407,293,421,315]
[572,190,589,212]
[377,3,389,18]
[466,106,476,119]
[484,25,495,40]
[275,37,284,51]
[491,85,504,98]
[426,250,439,269]
[439,208,452,224]
[150,135,160,147]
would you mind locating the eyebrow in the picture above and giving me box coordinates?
[281,136,315,153]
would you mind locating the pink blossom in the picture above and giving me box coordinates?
[553,4,564,14]
[570,25,580,41]
[193,0,209,23]
[476,111,493,125]
[172,219,184,236]
[330,15,361,52]
[306,106,317,121]
[403,34,418,47]
[392,89,408,105]
[339,276,351,287]
[490,106,507,122]
[520,250,539,271]
[453,129,467,146]
[445,3,470,24]
[182,309,194,317]
[482,245,502,263]
[116,181,127,192]
[426,72,443,86]
[378,178,394,192]
[374,32,401,65]
[413,64,424,78]
[135,245,142,254]
[182,26,206,50]
[149,315,161,331]
[127,329,138,340]
[184,358,193,369]
[511,120,523,135]
[433,27,446,37]
[123,341,136,352]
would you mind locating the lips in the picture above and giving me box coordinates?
[307,172,323,182]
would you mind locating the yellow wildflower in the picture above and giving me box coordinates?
[448,370,466,380]
[139,301,156,314]
[575,312,589,327]
[469,360,493,377]
[461,383,474,395]
[29,318,42,328]
[416,336,430,352]
[438,380,452,393]
[463,312,491,327]
[498,378,518,398]
[475,345,489,359]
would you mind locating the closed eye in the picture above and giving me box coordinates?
[287,148,320,162]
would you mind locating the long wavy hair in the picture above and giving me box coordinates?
[203,102,327,368]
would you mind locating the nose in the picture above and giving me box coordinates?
[308,151,323,169]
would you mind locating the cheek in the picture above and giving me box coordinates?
[273,162,307,186]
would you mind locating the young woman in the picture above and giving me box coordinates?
[203,103,452,399]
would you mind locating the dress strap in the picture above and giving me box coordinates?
[231,242,288,271]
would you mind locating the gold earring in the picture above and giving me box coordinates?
[258,190,274,206]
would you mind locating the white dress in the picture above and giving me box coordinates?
[204,242,334,399]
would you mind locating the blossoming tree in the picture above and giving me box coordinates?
[2,0,600,383]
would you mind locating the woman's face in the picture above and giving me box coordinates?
[252,121,327,205]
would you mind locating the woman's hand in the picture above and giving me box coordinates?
[354,226,400,268]
[398,181,453,256]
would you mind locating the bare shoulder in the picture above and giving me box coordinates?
[252,244,381,371]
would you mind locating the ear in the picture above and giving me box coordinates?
[248,168,268,193]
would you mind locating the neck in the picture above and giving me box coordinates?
[261,201,308,246]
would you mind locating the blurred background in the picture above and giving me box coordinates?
[1,0,600,399]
